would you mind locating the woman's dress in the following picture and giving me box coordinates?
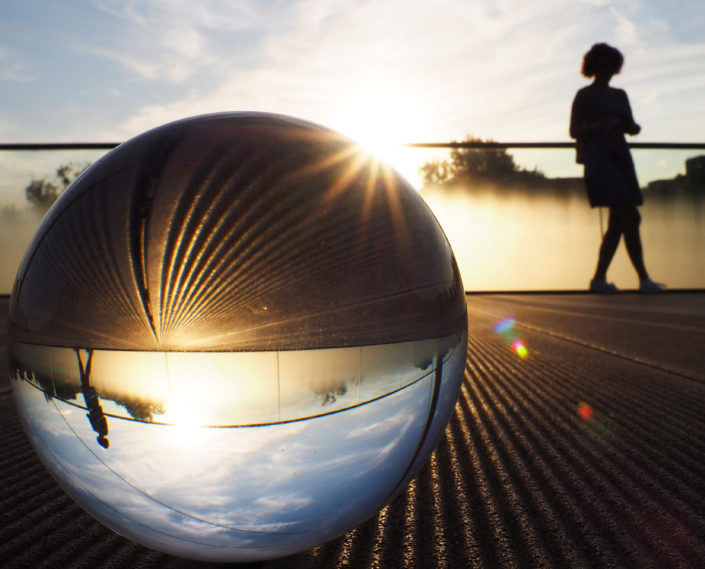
[582,88,643,207]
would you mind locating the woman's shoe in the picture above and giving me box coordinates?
[640,278,665,294]
[590,279,619,293]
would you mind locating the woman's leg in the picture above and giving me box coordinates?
[620,204,650,281]
[593,206,623,281]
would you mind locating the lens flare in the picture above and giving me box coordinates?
[512,339,528,359]
[494,317,528,359]
[494,317,515,334]
[577,402,594,421]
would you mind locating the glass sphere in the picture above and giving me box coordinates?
[8,112,467,562]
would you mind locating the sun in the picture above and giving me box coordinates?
[333,86,427,188]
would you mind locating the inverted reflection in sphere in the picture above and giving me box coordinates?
[9,112,468,562]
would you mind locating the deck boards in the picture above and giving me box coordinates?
[2,294,705,568]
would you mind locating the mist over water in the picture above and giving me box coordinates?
[2,183,704,294]
[0,208,47,294]
[421,184,705,291]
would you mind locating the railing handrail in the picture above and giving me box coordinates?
[0,143,120,151]
[403,141,705,150]
[1,141,705,151]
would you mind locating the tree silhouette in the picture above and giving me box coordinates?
[314,382,347,406]
[25,178,61,210]
[420,135,546,189]
[112,397,165,422]
[25,162,89,211]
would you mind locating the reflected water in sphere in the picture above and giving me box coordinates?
[8,112,468,562]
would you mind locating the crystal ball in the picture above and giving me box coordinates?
[8,112,467,562]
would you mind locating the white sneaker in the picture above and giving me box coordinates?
[590,279,619,294]
[640,278,665,294]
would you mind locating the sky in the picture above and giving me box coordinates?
[1,0,705,186]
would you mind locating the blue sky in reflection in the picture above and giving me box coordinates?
[14,363,456,560]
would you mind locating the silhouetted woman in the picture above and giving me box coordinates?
[76,348,110,449]
[570,43,663,293]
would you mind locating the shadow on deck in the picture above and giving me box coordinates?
[1,293,704,568]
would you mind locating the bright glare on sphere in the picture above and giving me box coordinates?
[8,113,467,562]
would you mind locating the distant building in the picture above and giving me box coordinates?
[686,155,705,185]
[645,154,705,196]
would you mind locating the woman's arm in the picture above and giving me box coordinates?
[619,89,641,135]
[569,89,589,139]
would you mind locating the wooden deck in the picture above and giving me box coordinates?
[2,293,705,568]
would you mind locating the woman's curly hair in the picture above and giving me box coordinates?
[581,43,624,78]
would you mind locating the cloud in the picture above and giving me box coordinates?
[0,61,33,82]
[609,5,639,46]
[77,1,271,83]
[5,0,705,149]
[0,46,34,82]
[71,25,215,83]
[74,45,162,80]
[105,0,590,140]
[95,0,258,30]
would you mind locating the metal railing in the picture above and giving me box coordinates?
[404,141,705,150]
[2,141,705,151]
[0,143,120,151]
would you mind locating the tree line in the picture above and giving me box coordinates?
[24,162,88,211]
[419,135,550,189]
